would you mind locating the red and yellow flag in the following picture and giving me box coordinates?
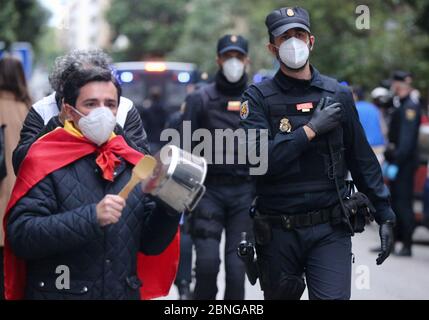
[2,125,179,300]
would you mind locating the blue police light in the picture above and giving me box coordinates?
[253,74,264,84]
[178,72,191,83]
[120,72,134,83]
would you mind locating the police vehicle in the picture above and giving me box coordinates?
[114,61,199,113]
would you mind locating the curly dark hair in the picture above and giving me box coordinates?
[62,67,121,107]
[49,49,113,97]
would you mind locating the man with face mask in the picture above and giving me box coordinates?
[12,49,150,175]
[180,34,254,300]
[240,7,396,300]
[3,67,181,300]
[384,71,421,257]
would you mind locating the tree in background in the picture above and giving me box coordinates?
[291,0,429,93]
[167,0,429,92]
[404,0,429,94]
[0,0,50,52]
[235,0,429,93]
[0,0,19,46]
[168,0,236,74]
[105,0,429,93]
[107,0,188,60]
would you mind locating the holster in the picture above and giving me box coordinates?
[253,210,272,246]
[340,192,375,233]
[250,197,273,246]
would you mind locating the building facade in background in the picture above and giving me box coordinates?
[64,0,112,50]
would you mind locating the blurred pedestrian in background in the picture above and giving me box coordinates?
[138,86,167,153]
[352,86,386,163]
[370,86,392,139]
[384,71,421,257]
[0,56,31,299]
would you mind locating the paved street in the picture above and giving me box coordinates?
[160,223,429,300]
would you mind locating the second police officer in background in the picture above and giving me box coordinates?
[384,71,421,257]
[181,35,254,299]
[240,7,396,300]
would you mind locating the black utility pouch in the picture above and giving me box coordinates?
[253,213,272,246]
[350,208,367,233]
[343,192,375,233]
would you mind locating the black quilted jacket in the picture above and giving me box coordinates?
[6,153,180,300]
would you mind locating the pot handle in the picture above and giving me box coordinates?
[185,183,206,212]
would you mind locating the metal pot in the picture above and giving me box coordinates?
[142,145,207,213]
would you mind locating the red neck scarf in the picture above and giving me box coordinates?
[3,127,179,300]
[64,120,124,181]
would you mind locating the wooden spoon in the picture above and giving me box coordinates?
[118,155,157,200]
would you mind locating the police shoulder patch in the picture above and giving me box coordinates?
[406,108,416,121]
[240,100,249,119]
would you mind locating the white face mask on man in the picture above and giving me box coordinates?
[71,106,117,146]
[277,37,311,70]
[222,57,245,83]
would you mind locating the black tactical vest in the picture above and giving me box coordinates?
[198,83,248,176]
[254,77,346,196]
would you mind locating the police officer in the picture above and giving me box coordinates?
[181,35,254,300]
[240,7,396,300]
[384,71,421,257]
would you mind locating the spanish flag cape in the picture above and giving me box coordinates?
[2,121,179,300]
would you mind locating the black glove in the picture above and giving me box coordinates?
[376,221,395,265]
[384,145,395,163]
[307,97,342,136]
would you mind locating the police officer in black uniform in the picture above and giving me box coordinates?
[240,7,396,300]
[384,71,421,257]
[181,35,254,300]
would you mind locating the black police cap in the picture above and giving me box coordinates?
[217,34,248,55]
[392,70,412,82]
[265,7,311,37]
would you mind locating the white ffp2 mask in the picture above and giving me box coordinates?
[222,58,245,83]
[278,37,310,70]
[72,106,116,146]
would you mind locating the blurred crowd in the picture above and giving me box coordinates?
[351,72,429,257]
